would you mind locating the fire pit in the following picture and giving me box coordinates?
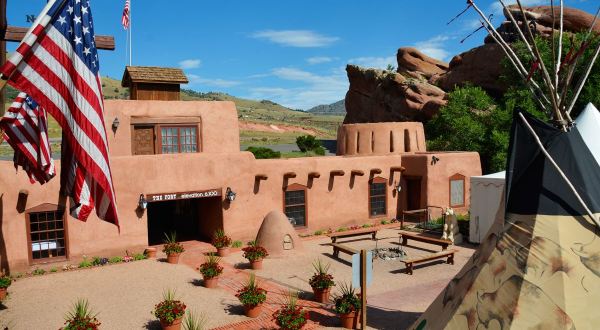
[372,247,407,261]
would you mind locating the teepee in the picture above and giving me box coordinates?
[412,1,600,329]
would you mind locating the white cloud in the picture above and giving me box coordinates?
[187,74,241,88]
[178,59,202,69]
[412,35,451,61]
[246,67,348,110]
[347,56,396,70]
[251,30,339,48]
[306,56,336,65]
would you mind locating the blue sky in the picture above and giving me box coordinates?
[6,0,598,110]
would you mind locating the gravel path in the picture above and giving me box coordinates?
[0,260,246,330]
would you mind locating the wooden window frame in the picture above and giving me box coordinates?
[449,173,466,208]
[369,176,388,218]
[283,183,308,228]
[25,204,69,265]
[158,124,201,154]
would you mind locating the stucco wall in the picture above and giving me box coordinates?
[337,122,426,155]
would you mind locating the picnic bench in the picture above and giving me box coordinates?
[327,227,379,243]
[398,230,451,250]
[331,243,359,258]
[400,249,456,275]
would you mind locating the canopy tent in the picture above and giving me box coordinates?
[575,103,600,166]
[469,171,505,243]
[412,110,600,329]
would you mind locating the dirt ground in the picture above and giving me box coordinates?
[0,228,475,329]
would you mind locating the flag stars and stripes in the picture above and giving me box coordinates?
[67,6,73,14]
[57,16,67,25]
[73,15,82,25]
[83,47,91,56]
[81,6,88,15]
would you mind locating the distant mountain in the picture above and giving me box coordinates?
[307,100,346,115]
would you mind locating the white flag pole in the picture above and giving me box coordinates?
[129,0,132,66]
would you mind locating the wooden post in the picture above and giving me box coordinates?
[360,249,367,329]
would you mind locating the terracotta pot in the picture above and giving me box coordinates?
[312,287,331,303]
[339,311,357,329]
[217,247,230,257]
[250,259,263,270]
[166,252,180,264]
[145,247,157,258]
[244,304,263,318]
[203,276,219,288]
[0,287,6,301]
[160,316,182,330]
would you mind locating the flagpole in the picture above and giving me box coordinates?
[129,0,132,66]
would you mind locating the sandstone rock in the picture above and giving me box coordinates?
[433,43,507,96]
[397,47,449,81]
[344,65,447,124]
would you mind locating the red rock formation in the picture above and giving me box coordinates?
[397,47,449,81]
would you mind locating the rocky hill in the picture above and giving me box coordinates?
[343,5,599,124]
[307,100,346,115]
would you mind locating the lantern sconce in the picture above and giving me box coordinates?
[225,187,236,202]
[431,155,440,166]
[395,181,402,193]
[112,117,120,131]
[138,194,148,210]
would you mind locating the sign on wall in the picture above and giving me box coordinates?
[146,189,221,202]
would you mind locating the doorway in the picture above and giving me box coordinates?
[146,197,223,245]
[404,176,422,211]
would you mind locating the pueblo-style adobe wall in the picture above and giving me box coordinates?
[0,99,480,272]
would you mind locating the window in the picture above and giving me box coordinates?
[449,174,466,207]
[369,177,387,217]
[26,205,68,263]
[284,184,307,227]
[161,126,198,154]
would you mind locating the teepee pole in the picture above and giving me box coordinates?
[565,41,600,115]
[518,112,600,229]
[555,0,564,95]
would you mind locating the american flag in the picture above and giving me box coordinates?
[122,0,130,30]
[0,0,119,226]
[0,93,55,184]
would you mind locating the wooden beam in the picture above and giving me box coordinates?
[391,166,406,172]
[0,0,6,115]
[255,174,268,180]
[370,168,382,174]
[283,172,297,178]
[330,170,345,176]
[4,26,116,50]
[351,170,365,176]
[308,171,321,178]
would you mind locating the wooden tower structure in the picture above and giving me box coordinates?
[121,66,188,101]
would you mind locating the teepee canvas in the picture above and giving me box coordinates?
[412,110,600,329]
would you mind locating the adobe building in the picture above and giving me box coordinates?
[0,67,481,272]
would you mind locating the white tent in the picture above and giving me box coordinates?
[469,171,505,243]
[575,103,600,166]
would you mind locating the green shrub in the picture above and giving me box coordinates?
[336,227,347,232]
[313,230,324,236]
[362,223,372,228]
[295,135,321,152]
[0,275,11,288]
[79,257,93,268]
[245,146,281,159]
[313,146,326,156]
[50,267,58,273]
[109,256,123,264]
[380,220,389,225]
[133,253,147,261]
[231,240,243,248]
[32,268,46,276]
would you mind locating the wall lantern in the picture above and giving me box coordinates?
[396,182,402,193]
[138,194,148,210]
[112,117,120,130]
[225,187,236,202]
[431,155,440,165]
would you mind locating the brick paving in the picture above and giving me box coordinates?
[176,241,339,330]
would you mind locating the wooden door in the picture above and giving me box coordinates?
[406,177,422,211]
[132,126,155,155]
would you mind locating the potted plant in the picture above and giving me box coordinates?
[242,240,269,270]
[0,274,11,301]
[333,282,361,329]
[145,247,157,258]
[235,273,267,318]
[308,259,335,303]
[212,229,232,257]
[199,254,223,288]
[61,299,101,330]
[163,232,185,264]
[182,310,208,330]
[154,289,187,330]
[273,290,309,330]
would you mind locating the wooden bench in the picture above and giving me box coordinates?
[400,250,456,275]
[327,227,379,243]
[331,243,359,258]
[398,231,450,250]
